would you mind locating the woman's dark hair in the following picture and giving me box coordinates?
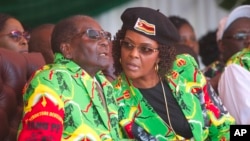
[198,30,219,66]
[112,27,177,78]
[0,13,14,31]
[169,15,193,30]
[0,13,30,33]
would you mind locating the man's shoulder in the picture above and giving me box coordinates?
[31,63,73,79]
[227,48,250,70]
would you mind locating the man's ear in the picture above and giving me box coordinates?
[60,43,72,59]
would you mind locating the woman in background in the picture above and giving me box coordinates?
[0,13,29,53]
[169,15,205,69]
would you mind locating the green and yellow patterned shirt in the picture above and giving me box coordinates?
[18,53,121,141]
[227,47,250,71]
[113,54,235,141]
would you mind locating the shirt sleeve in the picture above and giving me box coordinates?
[17,74,64,141]
[218,64,250,124]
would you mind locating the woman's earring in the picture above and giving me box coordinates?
[155,63,159,72]
[119,58,122,63]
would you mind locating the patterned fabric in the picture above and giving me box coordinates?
[113,54,235,141]
[226,47,250,71]
[17,53,121,141]
[202,60,225,79]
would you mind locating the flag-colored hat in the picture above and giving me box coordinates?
[121,7,180,45]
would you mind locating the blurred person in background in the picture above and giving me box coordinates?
[218,5,250,124]
[0,13,29,53]
[169,15,205,69]
[199,25,226,93]
[199,30,220,67]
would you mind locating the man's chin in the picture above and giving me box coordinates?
[99,62,110,70]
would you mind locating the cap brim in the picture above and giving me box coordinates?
[224,5,250,31]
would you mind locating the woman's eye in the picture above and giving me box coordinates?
[123,41,134,49]
[140,46,152,52]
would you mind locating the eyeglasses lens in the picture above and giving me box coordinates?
[234,33,249,40]
[120,40,158,55]
[86,29,111,41]
[9,31,30,42]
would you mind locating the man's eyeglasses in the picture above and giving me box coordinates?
[75,29,112,41]
[224,32,250,40]
[0,30,30,42]
[120,40,159,55]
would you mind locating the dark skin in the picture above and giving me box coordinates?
[121,30,160,88]
[209,17,250,94]
[60,17,110,77]
[179,23,199,55]
[220,17,250,63]
[0,18,28,53]
[102,41,116,82]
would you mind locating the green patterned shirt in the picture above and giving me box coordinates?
[18,53,121,141]
[227,47,250,71]
[113,54,235,141]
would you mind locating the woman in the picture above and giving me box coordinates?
[169,15,205,69]
[112,7,234,141]
[0,13,29,53]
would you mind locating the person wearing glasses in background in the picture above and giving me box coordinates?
[17,15,123,141]
[112,7,234,141]
[218,5,250,124]
[0,13,30,53]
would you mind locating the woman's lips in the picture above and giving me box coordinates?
[125,63,139,71]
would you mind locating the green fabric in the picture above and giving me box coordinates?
[226,48,250,71]
[113,54,235,141]
[18,53,121,140]
[0,0,131,29]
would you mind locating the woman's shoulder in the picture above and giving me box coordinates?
[173,54,199,70]
[169,54,206,86]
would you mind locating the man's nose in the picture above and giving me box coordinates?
[244,33,250,48]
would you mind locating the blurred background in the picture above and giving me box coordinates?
[1,0,249,39]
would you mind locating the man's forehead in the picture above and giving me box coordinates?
[225,18,250,33]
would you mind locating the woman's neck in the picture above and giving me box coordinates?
[132,73,160,89]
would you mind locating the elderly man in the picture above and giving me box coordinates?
[17,15,121,140]
[218,5,250,124]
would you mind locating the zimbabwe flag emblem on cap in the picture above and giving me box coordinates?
[134,18,156,35]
